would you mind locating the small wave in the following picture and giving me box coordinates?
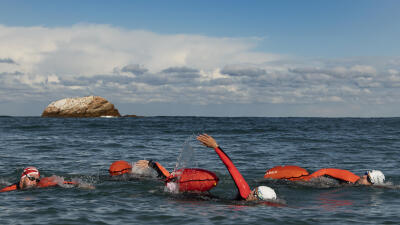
[260,177,342,188]
[0,178,12,186]
[373,182,400,189]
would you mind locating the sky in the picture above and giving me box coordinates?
[0,0,400,117]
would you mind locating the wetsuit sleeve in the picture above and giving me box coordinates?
[213,146,251,200]
[148,160,171,179]
[303,168,360,183]
[0,183,19,192]
[37,177,78,188]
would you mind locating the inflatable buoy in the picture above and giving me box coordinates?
[166,168,219,192]
[109,160,132,176]
[264,165,309,181]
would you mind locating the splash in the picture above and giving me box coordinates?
[165,135,199,194]
[49,175,66,186]
[0,178,11,186]
[131,163,158,178]
[164,182,179,194]
[174,135,198,172]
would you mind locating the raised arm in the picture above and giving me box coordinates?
[197,134,251,200]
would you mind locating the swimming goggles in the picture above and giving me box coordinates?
[26,174,40,182]
[364,172,371,183]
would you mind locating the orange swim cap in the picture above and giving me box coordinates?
[109,160,132,176]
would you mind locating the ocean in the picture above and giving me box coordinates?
[0,117,399,224]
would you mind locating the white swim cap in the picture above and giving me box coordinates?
[367,170,385,185]
[256,186,277,200]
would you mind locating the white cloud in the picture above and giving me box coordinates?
[0,23,278,76]
[1,23,400,116]
[350,65,376,75]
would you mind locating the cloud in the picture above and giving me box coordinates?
[0,23,277,76]
[0,23,400,116]
[221,65,266,77]
[0,58,16,64]
[121,64,148,75]
[59,74,136,86]
[162,66,199,74]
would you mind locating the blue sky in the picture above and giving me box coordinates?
[2,0,399,57]
[0,0,400,116]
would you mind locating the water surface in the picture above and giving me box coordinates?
[1,117,399,224]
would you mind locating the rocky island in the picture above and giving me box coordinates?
[42,96,121,118]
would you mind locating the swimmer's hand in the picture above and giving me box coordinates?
[135,160,150,169]
[197,134,219,148]
[78,183,95,190]
[70,178,95,190]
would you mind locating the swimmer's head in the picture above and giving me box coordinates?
[21,166,40,178]
[109,160,132,176]
[247,186,277,201]
[20,166,40,189]
[366,170,385,185]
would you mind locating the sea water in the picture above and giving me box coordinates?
[0,117,399,224]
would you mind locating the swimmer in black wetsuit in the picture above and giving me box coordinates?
[109,160,170,179]
[111,159,219,193]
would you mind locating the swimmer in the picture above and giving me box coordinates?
[197,134,277,201]
[1,166,86,192]
[1,167,41,192]
[109,159,219,193]
[109,159,170,178]
[264,165,385,186]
